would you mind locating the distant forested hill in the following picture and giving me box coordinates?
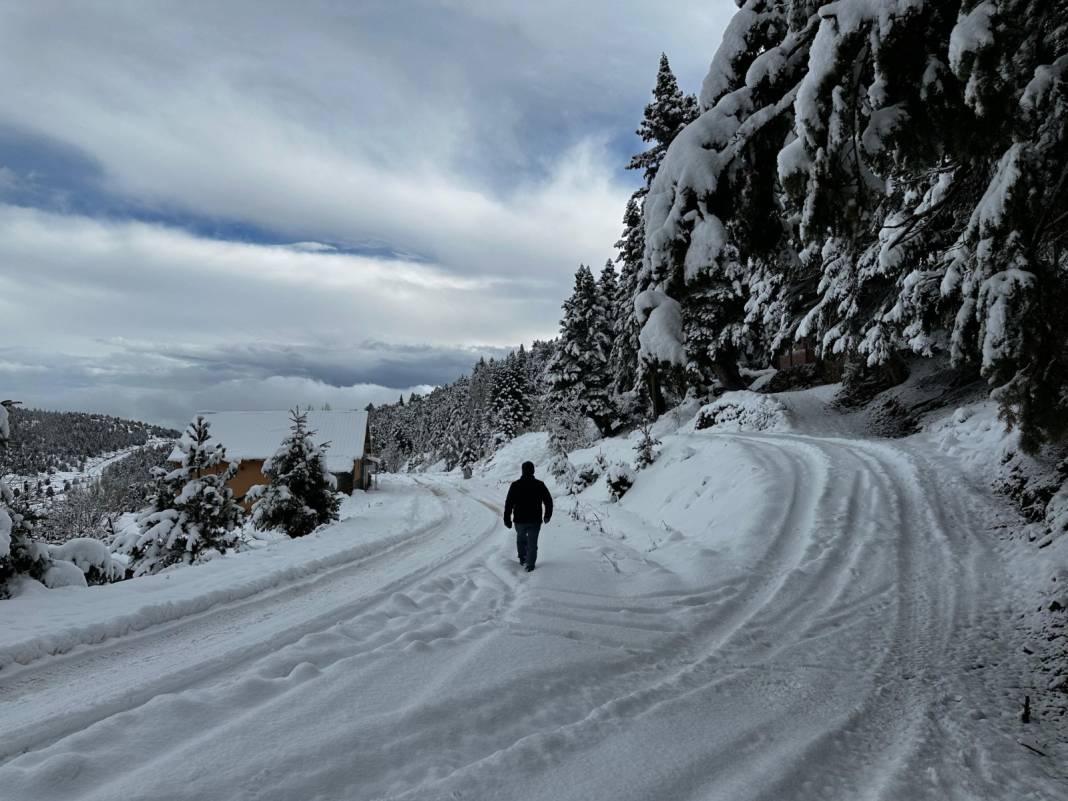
[0,407,178,476]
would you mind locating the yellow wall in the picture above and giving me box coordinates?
[195,459,267,510]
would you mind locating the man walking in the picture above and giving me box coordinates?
[503,461,553,572]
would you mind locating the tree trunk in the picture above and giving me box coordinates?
[646,364,666,418]
[712,358,746,391]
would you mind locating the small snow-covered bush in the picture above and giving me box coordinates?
[0,489,51,597]
[1,401,55,597]
[606,464,636,501]
[633,424,662,469]
[568,463,601,495]
[49,538,124,585]
[1047,486,1068,542]
[694,391,788,433]
[549,452,576,484]
[42,559,88,589]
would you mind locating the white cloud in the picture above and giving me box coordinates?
[0,1,735,420]
[0,204,556,350]
[0,2,731,280]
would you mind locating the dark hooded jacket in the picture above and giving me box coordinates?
[504,463,553,526]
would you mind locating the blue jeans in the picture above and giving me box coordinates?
[515,522,541,567]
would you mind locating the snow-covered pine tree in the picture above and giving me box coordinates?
[489,353,532,445]
[440,405,466,471]
[525,340,556,431]
[598,259,620,391]
[770,0,1068,450]
[458,440,479,473]
[546,411,578,484]
[610,54,700,412]
[117,415,242,575]
[629,53,700,187]
[0,485,50,597]
[642,0,805,399]
[366,342,553,472]
[548,264,617,436]
[633,422,662,469]
[634,0,1068,450]
[248,409,341,538]
[939,0,1068,450]
[0,399,12,446]
[0,401,52,597]
[611,193,647,398]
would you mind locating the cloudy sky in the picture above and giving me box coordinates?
[0,0,733,427]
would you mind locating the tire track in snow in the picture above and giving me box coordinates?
[3,427,1058,800]
[0,482,501,766]
[381,434,1050,801]
[353,437,837,800]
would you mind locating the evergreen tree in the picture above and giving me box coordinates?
[0,401,53,597]
[633,423,662,469]
[616,54,701,413]
[629,0,1068,448]
[458,440,479,472]
[549,265,617,436]
[248,409,341,538]
[489,354,532,444]
[117,416,242,576]
[611,193,647,397]
[629,53,700,187]
[598,259,620,354]
[0,487,50,597]
[368,343,556,472]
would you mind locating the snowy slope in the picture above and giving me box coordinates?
[0,390,1063,800]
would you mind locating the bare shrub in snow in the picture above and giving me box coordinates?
[568,502,606,534]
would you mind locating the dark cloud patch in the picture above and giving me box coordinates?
[127,340,515,389]
[0,339,503,427]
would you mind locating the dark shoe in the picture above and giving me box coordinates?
[518,556,526,566]
[525,564,535,572]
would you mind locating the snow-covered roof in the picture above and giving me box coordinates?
[170,411,369,473]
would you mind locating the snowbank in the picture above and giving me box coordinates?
[926,402,1068,544]
[0,478,443,669]
[49,538,125,584]
[477,432,552,487]
[692,391,790,433]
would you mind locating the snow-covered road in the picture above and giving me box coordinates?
[1,414,1063,800]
